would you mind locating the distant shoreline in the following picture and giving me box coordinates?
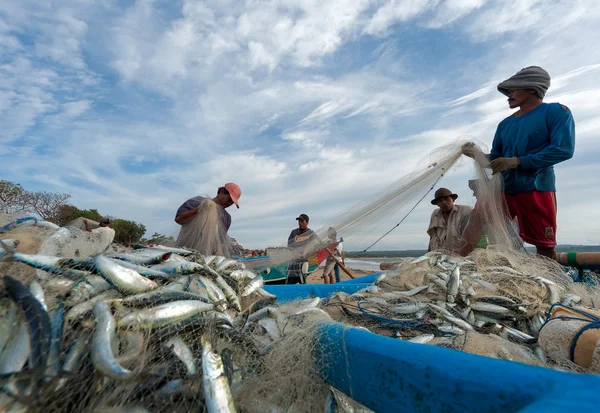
[346,244,600,258]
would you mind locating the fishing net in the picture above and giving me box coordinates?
[174,199,234,257]
[0,137,599,413]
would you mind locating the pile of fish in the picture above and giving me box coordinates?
[0,238,347,413]
[322,251,596,366]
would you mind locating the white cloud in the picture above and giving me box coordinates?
[1,0,599,253]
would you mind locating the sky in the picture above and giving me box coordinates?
[1,0,600,251]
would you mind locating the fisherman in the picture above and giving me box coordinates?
[83,218,116,247]
[462,66,575,260]
[427,188,472,253]
[322,227,344,284]
[174,183,241,255]
[286,213,320,284]
[459,179,491,256]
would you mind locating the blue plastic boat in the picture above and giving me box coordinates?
[269,282,600,413]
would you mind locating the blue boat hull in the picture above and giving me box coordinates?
[272,282,600,412]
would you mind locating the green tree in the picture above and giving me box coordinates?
[110,218,146,246]
[143,232,175,244]
[58,205,104,225]
[0,180,28,213]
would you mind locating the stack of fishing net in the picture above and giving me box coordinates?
[0,214,368,412]
[321,247,600,371]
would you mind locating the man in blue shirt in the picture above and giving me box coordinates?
[463,66,575,260]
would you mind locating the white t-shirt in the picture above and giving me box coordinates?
[92,227,116,246]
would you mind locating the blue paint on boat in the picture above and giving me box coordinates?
[263,283,369,302]
[314,322,600,413]
[337,272,381,284]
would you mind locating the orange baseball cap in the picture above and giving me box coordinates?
[224,182,241,208]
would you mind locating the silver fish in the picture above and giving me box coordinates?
[446,265,460,304]
[66,290,120,322]
[94,255,158,295]
[561,294,582,307]
[117,300,214,329]
[116,331,145,365]
[198,276,228,312]
[0,319,30,375]
[214,275,242,312]
[146,244,196,256]
[396,285,429,297]
[110,250,171,265]
[407,334,434,344]
[165,336,197,375]
[201,336,237,413]
[392,302,427,314]
[150,261,204,275]
[240,275,264,297]
[106,258,169,279]
[91,301,133,379]
[470,302,512,315]
[56,330,92,390]
[257,317,281,341]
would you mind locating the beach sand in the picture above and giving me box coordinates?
[305,266,373,284]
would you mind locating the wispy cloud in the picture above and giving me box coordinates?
[1,0,599,250]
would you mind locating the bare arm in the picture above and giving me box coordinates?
[175,208,199,225]
[83,219,91,232]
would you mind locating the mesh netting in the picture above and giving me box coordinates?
[1,138,599,412]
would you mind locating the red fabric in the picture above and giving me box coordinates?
[315,243,338,264]
[504,191,557,248]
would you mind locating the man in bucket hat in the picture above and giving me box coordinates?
[462,66,575,260]
[427,188,472,253]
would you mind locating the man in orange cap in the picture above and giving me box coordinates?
[174,183,241,253]
[427,187,472,253]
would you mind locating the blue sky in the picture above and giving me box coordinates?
[2,0,600,251]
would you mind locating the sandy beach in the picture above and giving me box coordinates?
[305,266,374,284]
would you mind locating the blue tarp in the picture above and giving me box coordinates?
[314,323,600,413]
[263,283,369,302]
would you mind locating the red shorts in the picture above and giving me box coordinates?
[504,191,557,248]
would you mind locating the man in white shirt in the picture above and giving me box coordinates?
[84,218,116,247]
[427,188,472,254]
[322,227,344,284]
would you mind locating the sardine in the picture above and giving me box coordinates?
[66,290,121,322]
[4,275,51,370]
[446,266,460,304]
[110,251,171,266]
[46,298,65,377]
[121,289,211,307]
[150,261,204,275]
[117,300,214,329]
[146,244,196,256]
[201,336,237,413]
[407,334,435,344]
[0,319,30,375]
[396,285,429,297]
[470,302,512,315]
[165,336,197,375]
[257,317,281,341]
[392,302,427,315]
[198,276,228,312]
[94,255,158,295]
[91,301,133,379]
[240,275,264,297]
[55,330,93,390]
[116,331,145,365]
[214,275,242,312]
[106,258,169,279]
[561,294,581,307]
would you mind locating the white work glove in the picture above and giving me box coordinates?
[490,157,519,174]
[461,142,477,158]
